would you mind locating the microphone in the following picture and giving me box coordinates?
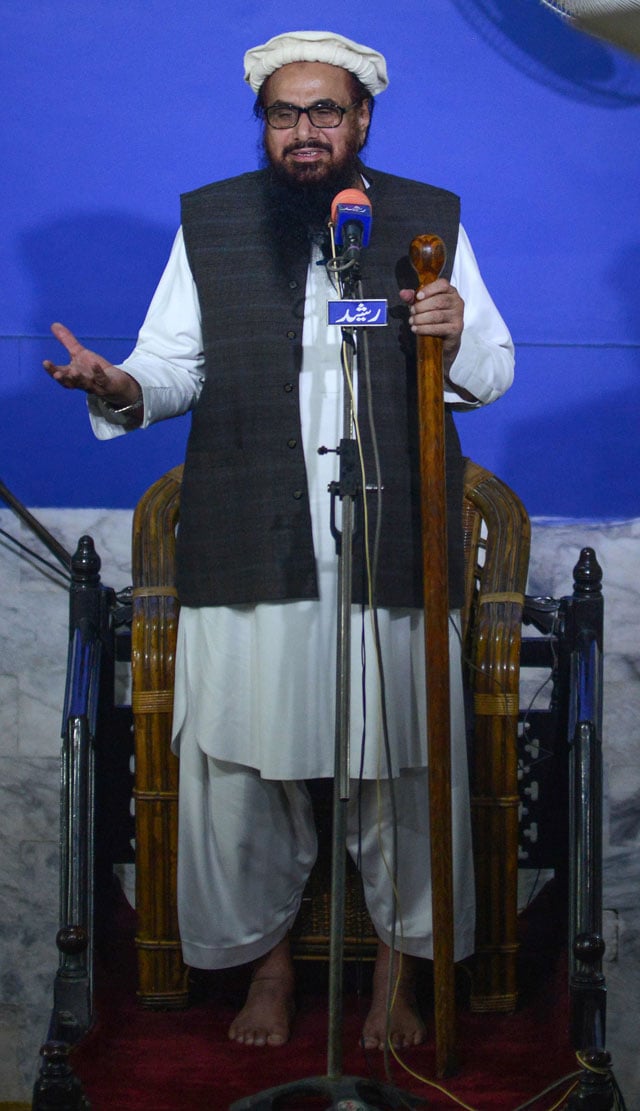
[330,189,372,261]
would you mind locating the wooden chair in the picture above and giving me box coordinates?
[130,459,530,1012]
[461,460,530,1011]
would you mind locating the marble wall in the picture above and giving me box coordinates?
[0,506,638,1103]
[0,507,133,1102]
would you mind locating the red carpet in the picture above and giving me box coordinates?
[71,883,580,1110]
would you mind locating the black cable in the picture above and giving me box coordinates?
[350,289,402,1084]
[0,526,71,584]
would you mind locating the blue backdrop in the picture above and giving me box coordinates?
[2,0,640,517]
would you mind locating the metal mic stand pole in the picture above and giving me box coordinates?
[229,267,423,1110]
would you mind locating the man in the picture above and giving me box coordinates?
[44,31,514,1051]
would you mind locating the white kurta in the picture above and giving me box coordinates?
[89,216,514,965]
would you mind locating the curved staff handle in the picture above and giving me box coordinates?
[410,234,456,1077]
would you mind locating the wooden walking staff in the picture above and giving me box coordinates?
[410,233,457,1077]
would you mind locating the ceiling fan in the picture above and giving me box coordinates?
[539,0,640,54]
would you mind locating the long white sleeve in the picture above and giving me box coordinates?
[445,224,514,407]
[88,228,205,439]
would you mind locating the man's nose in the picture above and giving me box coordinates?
[293,110,320,139]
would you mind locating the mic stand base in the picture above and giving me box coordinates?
[228,1073,425,1110]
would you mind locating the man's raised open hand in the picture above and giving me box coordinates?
[43,322,140,407]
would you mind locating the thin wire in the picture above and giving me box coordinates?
[389,1044,586,1111]
[389,1045,480,1110]
[512,1071,582,1109]
[331,252,405,1081]
[0,527,71,583]
[575,1051,628,1109]
[449,607,558,761]
[345,342,407,1076]
[519,607,560,741]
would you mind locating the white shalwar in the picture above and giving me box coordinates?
[90,222,514,970]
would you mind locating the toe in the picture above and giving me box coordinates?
[266,1032,286,1046]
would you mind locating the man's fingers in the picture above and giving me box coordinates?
[398,288,416,304]
[42,362,76,388]
[42,360,71,381]
[42,359,103,391]
[414,278,452,301]
[50,321,84,358]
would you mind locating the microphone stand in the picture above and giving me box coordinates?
[229,255,422,1110]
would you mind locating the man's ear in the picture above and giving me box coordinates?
[357,98,372,148]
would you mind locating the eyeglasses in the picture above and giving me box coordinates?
[263,100,362,130]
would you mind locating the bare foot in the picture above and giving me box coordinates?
[228,937,295,1047]
[361,941,426,1050]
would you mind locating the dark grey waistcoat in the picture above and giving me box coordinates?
[176,166,465,610]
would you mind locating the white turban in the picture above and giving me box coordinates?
[243,30,388,96]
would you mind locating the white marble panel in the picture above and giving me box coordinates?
[0,674,19,756]
[0,1005,27,1102]
[0,759,60,1098]
[603,846,640,1103]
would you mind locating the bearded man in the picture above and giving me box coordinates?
[43,30,514,1051]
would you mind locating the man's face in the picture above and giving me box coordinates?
[261,62,371,187]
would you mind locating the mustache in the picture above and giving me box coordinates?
[283,138,332,155]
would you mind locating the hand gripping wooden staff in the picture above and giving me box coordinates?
[410,234,457,1077]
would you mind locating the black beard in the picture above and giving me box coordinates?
[261,144,364,256]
